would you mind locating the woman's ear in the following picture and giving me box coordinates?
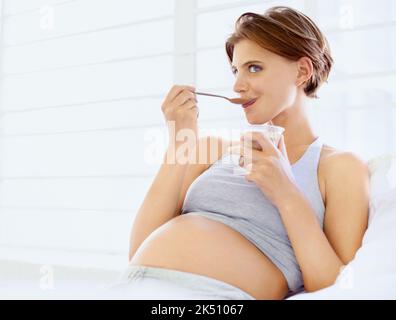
[296,57,313,87]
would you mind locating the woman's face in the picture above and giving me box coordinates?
[231,39,302,124]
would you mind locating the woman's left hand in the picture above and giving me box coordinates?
[239,132,300,208]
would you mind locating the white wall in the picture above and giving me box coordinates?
[0,0,177,269]
[0,0,395,269]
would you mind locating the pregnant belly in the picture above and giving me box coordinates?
[129,214,289,300]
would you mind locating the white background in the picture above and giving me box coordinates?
[0,0,395,270]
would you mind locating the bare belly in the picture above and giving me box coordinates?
[129,214,289,300]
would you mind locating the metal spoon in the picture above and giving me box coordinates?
[195,91,250,105]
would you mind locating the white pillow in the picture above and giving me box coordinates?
[367,153,395,224]
[288,153,396,300]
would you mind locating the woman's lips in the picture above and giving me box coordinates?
[242,98,257,109]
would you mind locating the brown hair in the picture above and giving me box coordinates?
[225,6,333,99]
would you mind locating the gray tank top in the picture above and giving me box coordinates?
[181,137,325,294]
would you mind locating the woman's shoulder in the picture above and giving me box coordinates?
[321,144,367,166]
[319,144,370,208]
[320,144,369,182]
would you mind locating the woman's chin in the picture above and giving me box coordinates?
[245,115,267,125]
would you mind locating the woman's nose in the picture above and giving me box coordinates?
[233,75,248,94]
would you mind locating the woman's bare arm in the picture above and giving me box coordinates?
[277,152,370,292]
[128,136,229,261]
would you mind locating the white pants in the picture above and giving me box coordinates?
[104,265,256,300]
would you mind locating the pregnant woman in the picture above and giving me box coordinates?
[116,6,370,300]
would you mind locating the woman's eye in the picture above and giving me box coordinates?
[231,65,261,75]
[248,65,261,73]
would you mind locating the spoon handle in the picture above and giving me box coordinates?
[195,92,227,100]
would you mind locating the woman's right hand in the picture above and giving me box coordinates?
[161,85,199,145]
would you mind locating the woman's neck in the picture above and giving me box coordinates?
[271,105,317,153]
